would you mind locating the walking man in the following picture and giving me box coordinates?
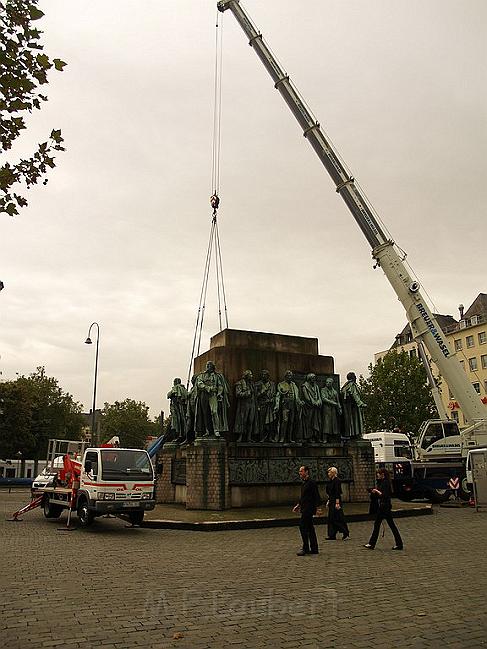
[293,465,321,556]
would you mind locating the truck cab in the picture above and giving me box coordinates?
[362,431,414,495]
[363,431,413,463]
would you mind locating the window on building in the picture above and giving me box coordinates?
[449,388,455,399]
[27,468,32,478]
[409,348,416,359]
[481,355,487,370]
[6,468,15,478]
[466,335,474,348]
[454,339,462,351]
[451,411,459,423]
[472,382,481,394]
[0,467,4,477]
[469,357,478,372]
[478,331,487,345]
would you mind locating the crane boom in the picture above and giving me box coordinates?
[218,0,486,426]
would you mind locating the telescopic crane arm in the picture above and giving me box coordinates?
[218,0,486,426]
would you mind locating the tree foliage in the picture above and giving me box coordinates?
[101,399,159,449]
[1,0,66,215]
[0,366,83,459]
[359,350,437,435]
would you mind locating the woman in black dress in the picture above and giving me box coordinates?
[364,468,403,550]
[325,466,350,540]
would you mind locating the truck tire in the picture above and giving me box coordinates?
[77,499,95,527]
[43,496,63,519]
[428,488,451,504]
[128,511,144,526]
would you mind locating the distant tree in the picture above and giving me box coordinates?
[101,399,159,449]
[0,366,83,460]
[0,380,34,457]
[1,0,66,216]
[359,350,437,435]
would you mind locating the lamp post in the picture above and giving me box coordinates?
[85,322,100,447]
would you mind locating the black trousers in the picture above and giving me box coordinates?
[368,510,403,548]
[299,512,318,553]
[327,504,349,538]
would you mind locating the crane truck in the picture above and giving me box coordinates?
[217,1,487,498]
[12,437,156,527]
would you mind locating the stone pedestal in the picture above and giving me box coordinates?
[346,439,376,502]
[185,438,230,510]
[194,328,334,391]
[155,443,178,504]
[155,329,375,510]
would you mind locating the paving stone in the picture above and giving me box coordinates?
[2,489,487,648]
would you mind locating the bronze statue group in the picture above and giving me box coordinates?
[294,464,403,556]
[166,361,367,445]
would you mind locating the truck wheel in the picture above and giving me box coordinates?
[77,500,95,527]
[128,511,144,526]
[428,488,451,504]
[43,496,63,519]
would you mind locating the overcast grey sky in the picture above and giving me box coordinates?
[1,0,486,418]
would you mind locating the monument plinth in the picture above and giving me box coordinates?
[156,329,374,510]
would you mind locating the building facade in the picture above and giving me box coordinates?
[375,293,487,428]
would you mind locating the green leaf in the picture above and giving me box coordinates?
[36,53,51,69]
[53,58,67,71]
[50,129,63,143]
[5,202,18,216]
[29,6,45,21]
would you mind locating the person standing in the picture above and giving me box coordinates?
[293,465,321,556]
[364,468,403,550]
[325,466,349,540]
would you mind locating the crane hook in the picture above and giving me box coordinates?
[210,193,220,216]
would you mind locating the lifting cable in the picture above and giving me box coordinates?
[187,10,229,388]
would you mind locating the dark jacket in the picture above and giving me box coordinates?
[299,478,321,515]
[326,477,343,504]
[377,477,393,512]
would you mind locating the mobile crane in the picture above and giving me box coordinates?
[217,0,487,460]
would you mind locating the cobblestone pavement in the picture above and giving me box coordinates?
[1,489,487,649]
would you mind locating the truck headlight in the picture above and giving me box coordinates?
[141,493,152,500]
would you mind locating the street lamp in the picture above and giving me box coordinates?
[85,322,100,447]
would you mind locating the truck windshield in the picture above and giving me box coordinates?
[100,450,153,481]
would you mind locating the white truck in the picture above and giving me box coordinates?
[13,438,156,527]
[363,430,471,502]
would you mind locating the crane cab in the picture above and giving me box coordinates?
[416,420,462,460]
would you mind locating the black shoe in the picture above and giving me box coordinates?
[392,546,403,551]
[343,534,350,541]
[296,550,309,556]
[309,550,319,555]
[325,537,336,540]
[363,544,374,549]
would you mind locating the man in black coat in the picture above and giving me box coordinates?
[293,465,321,555]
